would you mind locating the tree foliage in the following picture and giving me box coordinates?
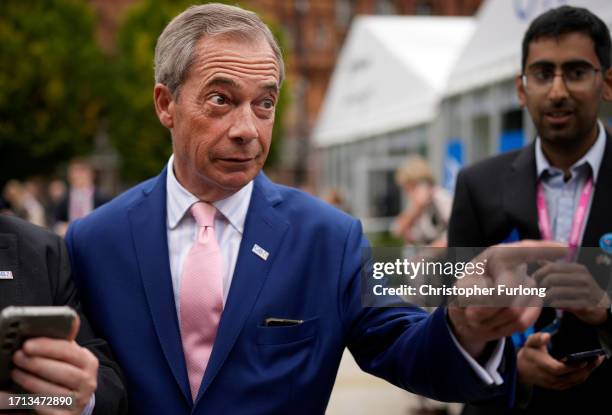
[0,0,105,180]
[109,0,289,183]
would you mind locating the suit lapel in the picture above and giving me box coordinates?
[503,143,541,240]
[502,133,612,245]
[582,133,612,246]
[196,173,289,402]
[127,168,191,404]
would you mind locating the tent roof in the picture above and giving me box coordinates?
[313,16,475,148]
[446,0,612,97]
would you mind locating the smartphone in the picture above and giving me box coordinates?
[563,349,606,366]
[0,306,76,388]
[547,312,603,362]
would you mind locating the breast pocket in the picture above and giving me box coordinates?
[256,317,318,345]
[254,317,319,413]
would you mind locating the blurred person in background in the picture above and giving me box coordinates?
[320,187,347,212]
[392,155,452,247]
[23,178,47,227]
[2,179,45,226]
[2,180,27,219]
[46,178,68,228]
[54,158,108,236]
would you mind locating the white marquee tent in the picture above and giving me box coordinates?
[314,16,475,148]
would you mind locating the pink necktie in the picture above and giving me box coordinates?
[180,202,224,400]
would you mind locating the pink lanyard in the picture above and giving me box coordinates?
[536,175,593,256]
[536,175,592,322]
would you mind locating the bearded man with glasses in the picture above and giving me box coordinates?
[449,5,612,415]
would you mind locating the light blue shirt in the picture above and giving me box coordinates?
[535,120,606,243]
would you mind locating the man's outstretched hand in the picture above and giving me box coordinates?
[448,241,567,358]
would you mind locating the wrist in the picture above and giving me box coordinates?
[447,310,486,358]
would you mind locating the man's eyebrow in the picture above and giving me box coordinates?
[527,59,595,70]
[263,82,279,94]
[197,77,237,103]
[201,77,278,94]
[561,59,598,68]
[203,76,239,89]
[526,60,555,70]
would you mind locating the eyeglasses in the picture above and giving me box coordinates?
[522,64,601,94]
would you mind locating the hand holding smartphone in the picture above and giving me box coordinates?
[0,306,77,388]
[562,349,606,366]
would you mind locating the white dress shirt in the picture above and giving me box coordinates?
[166,155,252,319]
[165,155,504,385]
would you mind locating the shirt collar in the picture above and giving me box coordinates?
[535,119,606,182]
[166,155,253,234]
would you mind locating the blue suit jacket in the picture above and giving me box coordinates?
[66,169,514,414]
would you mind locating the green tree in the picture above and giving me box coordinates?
[109,0,288,183]
[0,0,105,180]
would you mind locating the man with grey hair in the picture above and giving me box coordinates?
[66,3,562,414]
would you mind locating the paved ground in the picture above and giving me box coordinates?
[327,350,464,415]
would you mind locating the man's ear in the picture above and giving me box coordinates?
[515,74,527,107]
[154,83,175,128]
[602,68,612,101]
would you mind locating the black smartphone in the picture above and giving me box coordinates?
[0,306,76,388]
[563,349,606,366]
[547,312,604,362]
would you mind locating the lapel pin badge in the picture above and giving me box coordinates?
[252,244,269,261]
[597,234,612,266]
[0,271,14,280]
[599,233,612,254]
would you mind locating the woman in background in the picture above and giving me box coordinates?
[392,155,452,248]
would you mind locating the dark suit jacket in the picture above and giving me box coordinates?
[449,134,612,414]
[0,214,127,414]
[65,170,516,415]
